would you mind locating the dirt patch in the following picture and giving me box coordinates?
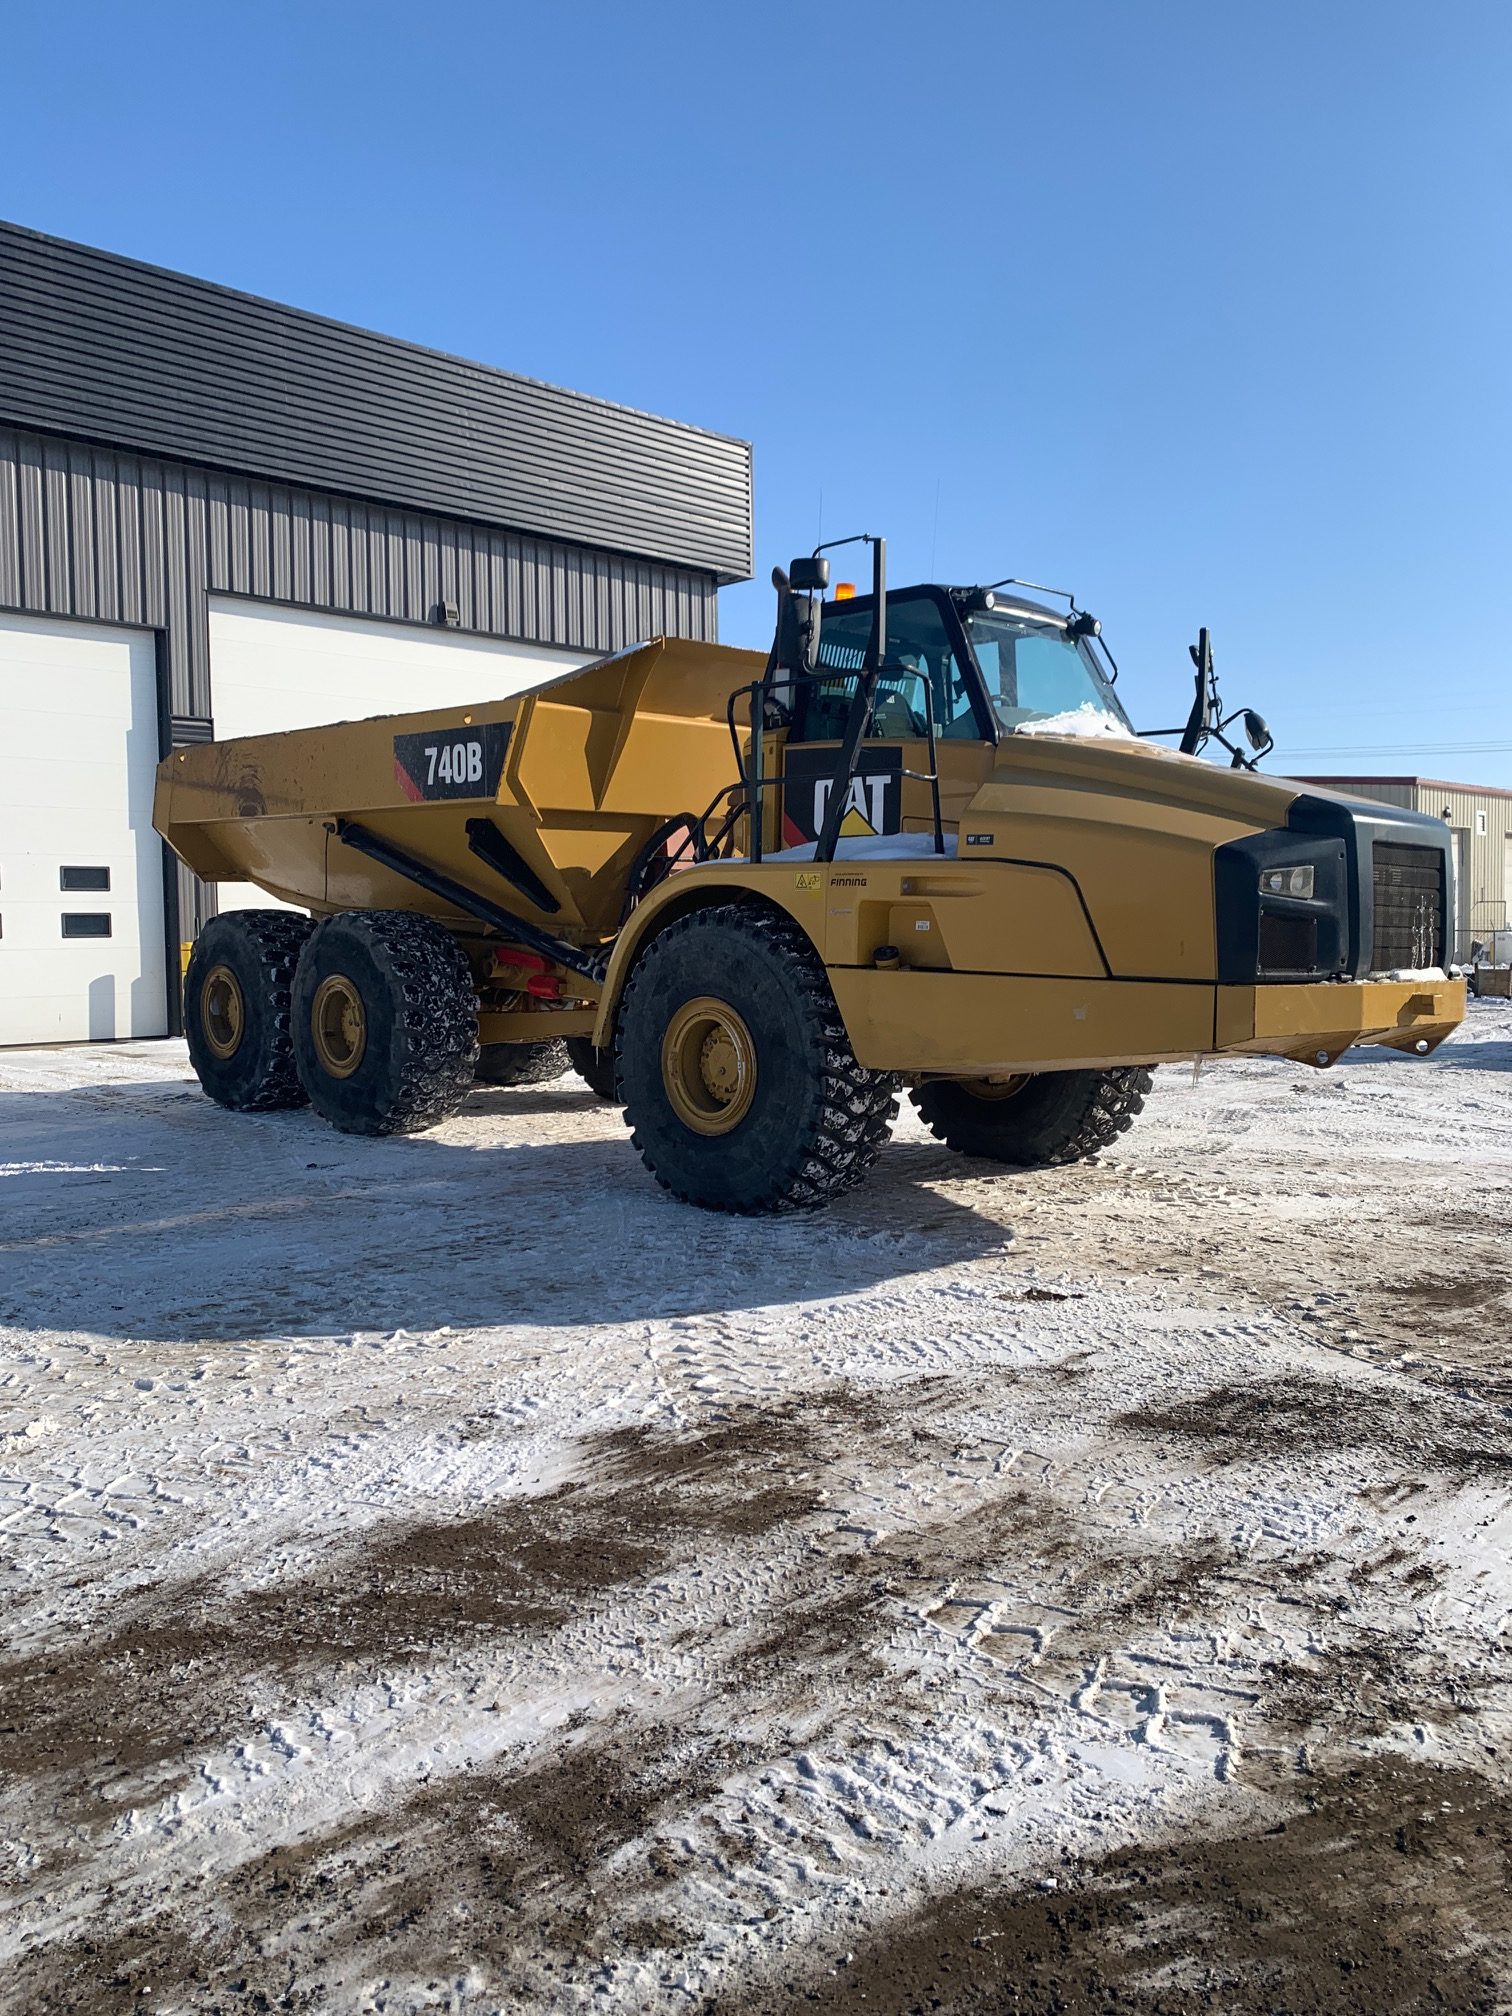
[590,1406,832,1540]
[0,1390,897,1821]
[297,1725,765,1997]
[1263,1625,1495,1754]
[1386,1272,1509,1313]
[2,1722,758,2016]
[734,1579,888,1689]
[1117,1371,1512,1483]
[744,1756,1512,2015]
[874,1484,1243,1647]
[0,1486,667,1812]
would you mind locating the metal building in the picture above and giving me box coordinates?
[1300,776,1512,964]
[0,221,752,1045]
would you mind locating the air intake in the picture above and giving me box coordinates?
[1372,843,1445,970]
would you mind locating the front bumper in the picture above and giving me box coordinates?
[1215,976,1465,1065]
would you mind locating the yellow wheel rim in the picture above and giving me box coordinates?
[964,1075,1031,1101]
[201,963,245,1060]
[311,972,367,1079]
[661,995,757,1136]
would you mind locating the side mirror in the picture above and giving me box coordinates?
[1242,709,1271,752]
[788,555,830,594]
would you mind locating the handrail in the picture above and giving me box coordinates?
[719,662,947,866]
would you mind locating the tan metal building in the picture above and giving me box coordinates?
[1298,777,1512,964]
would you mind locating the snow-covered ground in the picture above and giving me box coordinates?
[2,1005,1510,2014]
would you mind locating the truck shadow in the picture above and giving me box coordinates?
[0,1085,1012,1346]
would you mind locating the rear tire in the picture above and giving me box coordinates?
[475,1040,571,1087]
[617,904,898,1213]
[910,1067,1152,1166]
[565,1035,619,1102]
[184,909,314,1112]
[292,912,479,1136]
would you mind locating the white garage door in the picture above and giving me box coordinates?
[207,599,585,912]
[0,614,168,1045]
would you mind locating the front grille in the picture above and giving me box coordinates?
[1372,842,1445,970]
[1258,910,1318,974]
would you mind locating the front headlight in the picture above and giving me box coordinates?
[1259,864,1315,899]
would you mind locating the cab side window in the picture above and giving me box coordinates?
[796,594,980,740]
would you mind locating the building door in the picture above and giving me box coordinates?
[205,599,585,913]
[0,613,168,1044]
[1451,829,1470,963]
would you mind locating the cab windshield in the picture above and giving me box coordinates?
[963,610,1131,733]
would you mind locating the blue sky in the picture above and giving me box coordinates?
[6,0,1510,782]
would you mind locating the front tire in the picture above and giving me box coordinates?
[184,909,314,1111]
[292,912,479,1136]
[909,1068,1152,1166]
[475,1040,571,1087]
[617,904,897,1213]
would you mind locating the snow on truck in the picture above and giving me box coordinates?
[154,537,1465,1212]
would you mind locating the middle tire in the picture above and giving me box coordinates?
[564,1035,619,1102]
[617,903,898,1213]
[475,1040,571,1087]
[292,911,480,1136]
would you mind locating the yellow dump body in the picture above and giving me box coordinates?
[155,637,766,939]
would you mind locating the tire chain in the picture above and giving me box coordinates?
[334,911,480,1133]
[476,1039,571,1087]
[191,910,314,1110]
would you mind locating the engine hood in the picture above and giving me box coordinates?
[959,732,1309,982]
[977,729,1304,831]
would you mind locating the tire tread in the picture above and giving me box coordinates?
[184,909,314,1111]
[294,911,478,1136]
[618,903,897,1213]
[476,1040,571,1087]
[910,1066,1152,1167]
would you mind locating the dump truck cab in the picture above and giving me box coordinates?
[154,534,1466,1213]
[773,580,1129,848]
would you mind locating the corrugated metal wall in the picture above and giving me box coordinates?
[1315,780,1416,811]
[1301,776,1512,959]
[1,220,754,583]
[1412,782,1512,956]
[0,427,720,720]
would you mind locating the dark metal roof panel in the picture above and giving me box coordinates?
[0,220,753,582]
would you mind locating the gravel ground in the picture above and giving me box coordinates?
[1,1001,1510,2015]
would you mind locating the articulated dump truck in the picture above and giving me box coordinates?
[155,540,1464,1212]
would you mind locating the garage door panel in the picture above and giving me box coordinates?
[0,614,167,1046]
[207,599,584,912]
[208,600,583,738]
